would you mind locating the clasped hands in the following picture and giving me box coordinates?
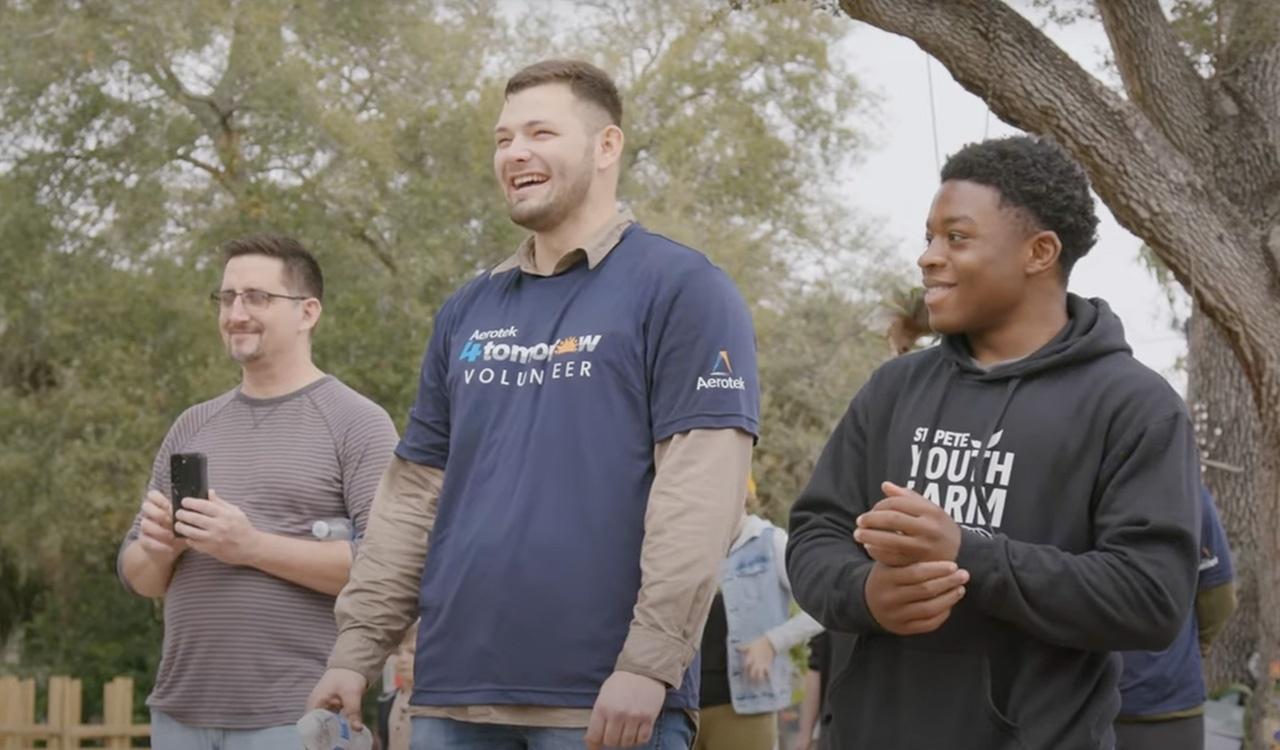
[854,482,969,635]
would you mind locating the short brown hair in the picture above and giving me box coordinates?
[504,59,623,128]
[221,233,324,302]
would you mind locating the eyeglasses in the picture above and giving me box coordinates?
[210,289,309,311]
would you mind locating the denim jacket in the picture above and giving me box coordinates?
[720,515,823,714]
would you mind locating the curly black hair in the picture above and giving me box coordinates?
[940,135,1099,279]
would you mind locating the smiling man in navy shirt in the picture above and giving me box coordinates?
[309,59,760,750]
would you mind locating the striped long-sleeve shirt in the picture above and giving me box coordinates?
[117,375,398,729]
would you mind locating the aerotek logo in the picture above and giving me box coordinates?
[697,349,746,391]
[471,326,518,341]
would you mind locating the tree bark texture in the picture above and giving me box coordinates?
[1191,308,1262,689]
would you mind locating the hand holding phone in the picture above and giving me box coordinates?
[136,490,187,560]
[170,452,208,539]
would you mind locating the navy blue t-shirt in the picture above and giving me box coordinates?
[397,223,760,710]
[1118,486,1234,716]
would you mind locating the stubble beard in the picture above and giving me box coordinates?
[508,151,595,231]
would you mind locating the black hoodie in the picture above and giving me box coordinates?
[787,295,1200,750]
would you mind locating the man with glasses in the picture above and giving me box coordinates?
[117,233,398,749]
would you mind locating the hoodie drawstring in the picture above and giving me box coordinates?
[969,376,1022,533]
[922,360,959,451]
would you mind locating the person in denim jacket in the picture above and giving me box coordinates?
[698,478,823,750]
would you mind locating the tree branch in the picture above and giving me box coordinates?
[336,208,397,274]
[350,227,397,274]
[1220,0,1280,81]
[1214,0,1280,221]
[173,152,233,190]
[147,63,227,137]
[1095,0,1215,166]
[834,0,1276,384]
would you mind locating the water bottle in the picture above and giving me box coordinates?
[296,708,373,750]
[312,518,353,540]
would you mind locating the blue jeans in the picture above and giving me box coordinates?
[411,711,694,750]
[150,710,302,749]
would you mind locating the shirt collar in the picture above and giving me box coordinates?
[730,514,770,553]
[490,209,636,277]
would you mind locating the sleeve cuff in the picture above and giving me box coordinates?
[327,632,392,687]
[955,530,1000,604]
[652,415,759,445]
[772,612,824,653]
[615,626,695,689]
[837,561,886,633]
[393,441,447,471]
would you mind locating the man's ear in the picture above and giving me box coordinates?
[596,124,625,171]
[300,298,322,333]
[1025,230,1063,278]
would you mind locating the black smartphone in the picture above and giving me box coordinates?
[170,452,208,538]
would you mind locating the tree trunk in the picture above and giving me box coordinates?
[1255,444,1280,746]
[1251,386,1280,746]
[1190,308,1262,685]
[1242,420,1280,747]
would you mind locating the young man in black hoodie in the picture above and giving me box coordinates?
[787,136,1201,750]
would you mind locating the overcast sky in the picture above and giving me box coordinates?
[832,10,1191,390]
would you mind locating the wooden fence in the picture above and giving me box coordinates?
[0,676,149,749]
